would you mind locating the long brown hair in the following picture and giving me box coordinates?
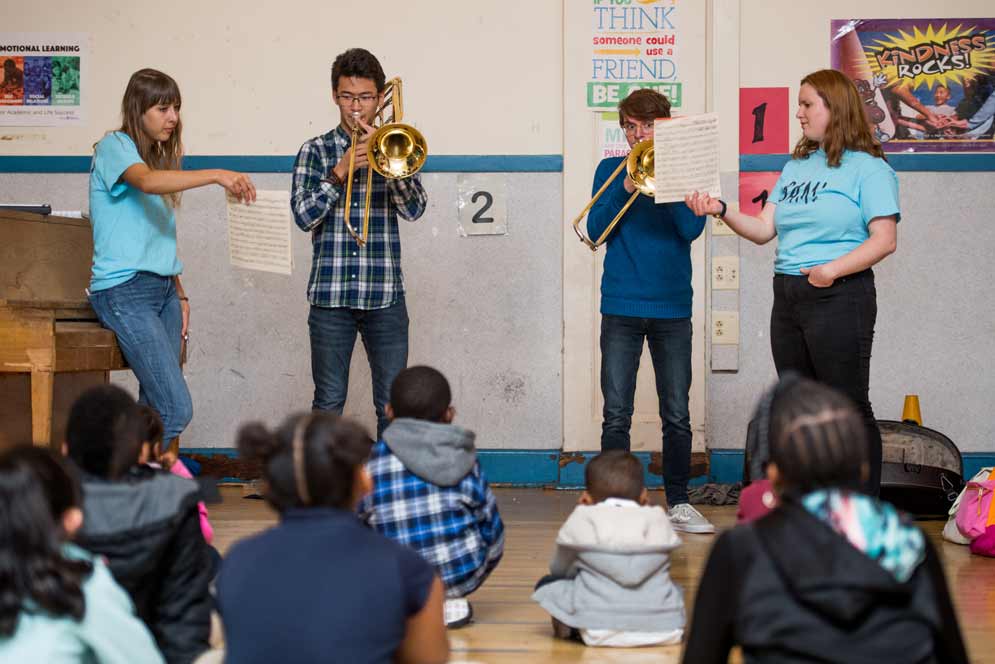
[791,69,884,167]
[119,68,184,206]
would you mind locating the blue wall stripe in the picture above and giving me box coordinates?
[180,447,995,486]
[179,447,740,486]
[741,152,995,172]
[0,154,563,174]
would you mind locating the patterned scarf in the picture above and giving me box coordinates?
[802,489,926,582]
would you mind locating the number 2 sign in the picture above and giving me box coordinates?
[457,174,508,237]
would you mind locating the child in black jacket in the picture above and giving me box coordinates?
[66,385,211,664]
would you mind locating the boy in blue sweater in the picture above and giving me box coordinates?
[587,89,713,534]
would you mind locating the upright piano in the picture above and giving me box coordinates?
[0,210,128,448]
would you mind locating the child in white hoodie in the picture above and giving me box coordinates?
[532,450,685,647]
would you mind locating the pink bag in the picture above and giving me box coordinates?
[955,479,995,541]
[969,524,995,557]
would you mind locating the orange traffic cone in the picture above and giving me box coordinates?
[902,394,922,425]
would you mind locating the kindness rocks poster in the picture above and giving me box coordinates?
[831,19,995,152]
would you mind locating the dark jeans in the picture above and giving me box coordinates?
[88,272,192,444]
[600,314,693,506]
[308,297,409,439]
[770,270,882,494]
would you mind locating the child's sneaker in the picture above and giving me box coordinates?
[668,503,716,534]
[444,598,473,628]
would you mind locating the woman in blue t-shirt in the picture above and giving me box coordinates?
[218,413,449,664]
[88,68,256,456]
[686,69,900,494]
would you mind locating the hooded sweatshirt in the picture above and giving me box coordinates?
[532,498,686,633]
[357,418,504,597]
[683,496,969,664]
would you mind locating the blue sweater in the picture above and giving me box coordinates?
[587,156,706,319]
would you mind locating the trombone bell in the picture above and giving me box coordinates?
[369,124,427,179]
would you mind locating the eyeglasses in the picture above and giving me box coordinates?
[337,93,378,106]
[622,121,656,134]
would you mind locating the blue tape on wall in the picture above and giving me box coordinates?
[0,154,564,174]
[741,153,995,172]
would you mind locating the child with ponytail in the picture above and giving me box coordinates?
[218,413,449,664]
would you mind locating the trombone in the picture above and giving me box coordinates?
[343,77,428,247]
[570,140,655,251]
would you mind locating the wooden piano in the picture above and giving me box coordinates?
[0,209,128,449]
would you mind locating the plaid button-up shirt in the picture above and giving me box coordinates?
[291,125,427,309]
[357,440,505,598]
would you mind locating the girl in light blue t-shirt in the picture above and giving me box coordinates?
[88,68,256,452]
[686,69,900,495]
[0,447,163,664]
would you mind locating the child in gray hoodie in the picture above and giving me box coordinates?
[358,366,504,628]
[532,450,685,647]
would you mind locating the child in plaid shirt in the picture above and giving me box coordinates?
[358,366,504,628]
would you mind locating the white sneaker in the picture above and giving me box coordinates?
[444,598,473,628]
[668,503,716,534]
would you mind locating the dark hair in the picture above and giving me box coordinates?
[137,404,164,447]
[117,68,183,206]
[617,88,671,126]
[65,385,143,480]
[792,69,884,167]
[585,450,645,502]
[236,413,373,512]
[0,446,92,636]
[390,366,452,422]
[768,378,869,495]
[330,48,386,92]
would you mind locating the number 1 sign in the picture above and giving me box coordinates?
[739,88,789,155]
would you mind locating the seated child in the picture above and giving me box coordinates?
[218,413,449,664]
[358,366,505,628]
[532,450,686,647]
[137,405,215,546]
[0,446,163,664]
[683,378,969,664]
[65,385,211,664]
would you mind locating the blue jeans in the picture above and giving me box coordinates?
[600,314,693,506]
[88,272,192,443]
[308,298,409,439]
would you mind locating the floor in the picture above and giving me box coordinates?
[210,487,995,663]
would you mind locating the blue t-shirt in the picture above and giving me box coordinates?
[88,131,183,291]
[218,508,435,664]
[772,149,900,275]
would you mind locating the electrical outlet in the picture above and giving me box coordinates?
[711,202,738,236]
[712,256,740,290]
[712,311,740,345]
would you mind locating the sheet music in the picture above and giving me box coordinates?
[653,113,722,204]
[226,191,292,275]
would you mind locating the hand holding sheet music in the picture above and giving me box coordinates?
[226,191,293,275]
[653,113,722,204]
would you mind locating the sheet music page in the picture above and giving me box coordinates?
[653,113,722,204]
[226,191,292,275]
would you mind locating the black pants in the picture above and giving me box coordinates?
[770,270,882,495]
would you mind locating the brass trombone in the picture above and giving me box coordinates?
[571,139,655,251]
[343,77,428,247]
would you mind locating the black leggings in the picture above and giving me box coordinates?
[770,270,882,495]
